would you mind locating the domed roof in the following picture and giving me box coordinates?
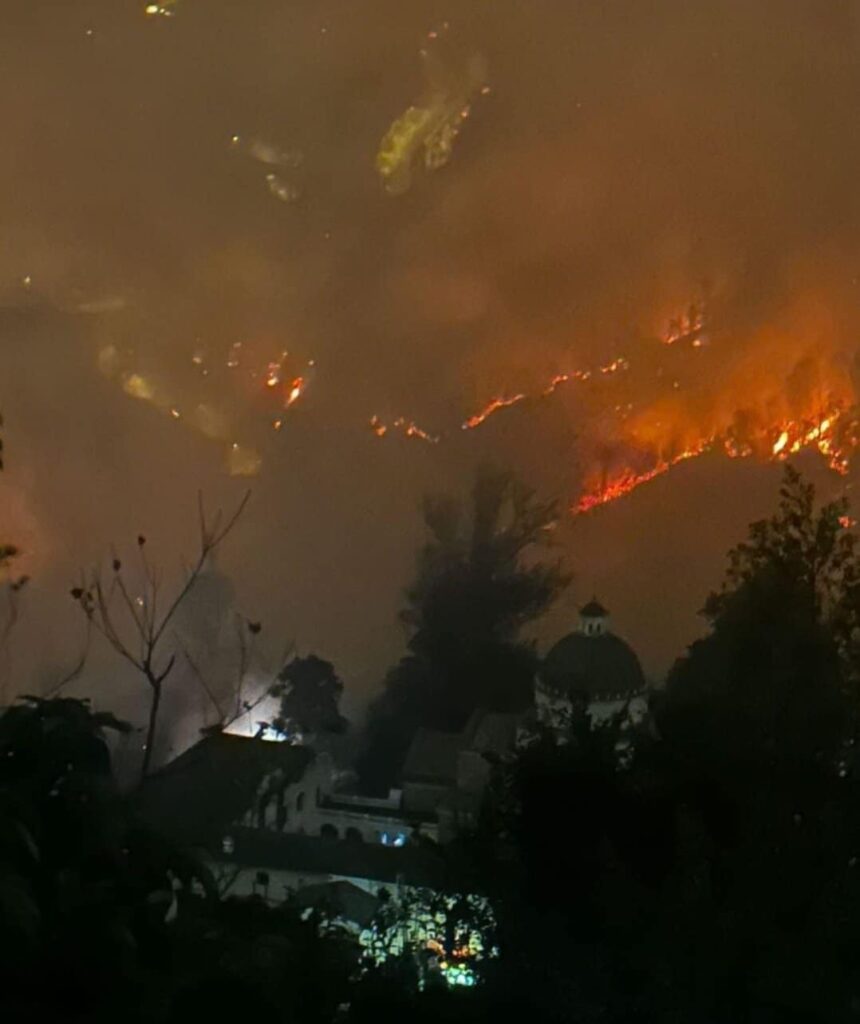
[580,598,609,618]
[541,630,646,699]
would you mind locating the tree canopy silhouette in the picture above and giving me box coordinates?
[359,466,569,790]
[659,465,854,772]
[271,654,347,739]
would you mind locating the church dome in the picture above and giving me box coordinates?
[540,602,646,700]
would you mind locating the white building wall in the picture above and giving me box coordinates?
[250,753,438,845]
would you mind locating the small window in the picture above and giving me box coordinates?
[222,835,235,855]
[320,823,338,841]
[255,870,269,887]
[296,792,305,813]
[345,826,364,843]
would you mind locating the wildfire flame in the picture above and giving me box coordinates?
[461,393,527,430]
[369,415,439,444]
[461,356,628,431]
[377,301,860,516]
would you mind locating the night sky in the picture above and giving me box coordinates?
[2,1,859,750]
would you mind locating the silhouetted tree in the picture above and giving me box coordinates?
[0,696,216,1021]
[359,466,569,790]
[649,466,860,1020]
[659,465,853,772]
[270,654,347,739]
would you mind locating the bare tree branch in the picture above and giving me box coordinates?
[181,642,228,723]
[70,491,251,781]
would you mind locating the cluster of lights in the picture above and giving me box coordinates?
[144,1,177,17]
[359,888,497,990]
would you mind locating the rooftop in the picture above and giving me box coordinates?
[541,630,646,699]
[135,732,310,846]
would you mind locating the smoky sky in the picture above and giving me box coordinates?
[1,1,859,753]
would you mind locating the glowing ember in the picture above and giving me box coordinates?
[395,417,440,444]
[772,430,789,455]
[370,415,439,444]
[462,394,527,430]
[463,356,627,430]
[285,377,304,406]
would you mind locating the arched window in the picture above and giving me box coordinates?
[345,826,364,843]
[296,791,305,813]
[320,823,338,841]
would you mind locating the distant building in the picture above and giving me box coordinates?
[136,729,493,988]
[535,599,649,734]
[402,710,519,841]
[249,751,430,845]
[206,825,446,905]
[136,730,443,896]
[249,708,519,847]
[135,729,310,847]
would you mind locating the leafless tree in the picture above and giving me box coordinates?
[183,623,295,739]
[71,491,250,780]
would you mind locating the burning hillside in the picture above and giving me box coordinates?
[369,296,860,516]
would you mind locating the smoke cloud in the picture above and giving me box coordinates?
[2,1,859,750]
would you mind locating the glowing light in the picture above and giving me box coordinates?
[395,417,439,444]
[265,173,300,204]
[227,341,242,369]
[370,415,438,443]
[285,377,304,407]
[773,431,789,455]
[376,43,488,195]
[144,0,177,16]
[227,443,262,478]
[123,374,155,401]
